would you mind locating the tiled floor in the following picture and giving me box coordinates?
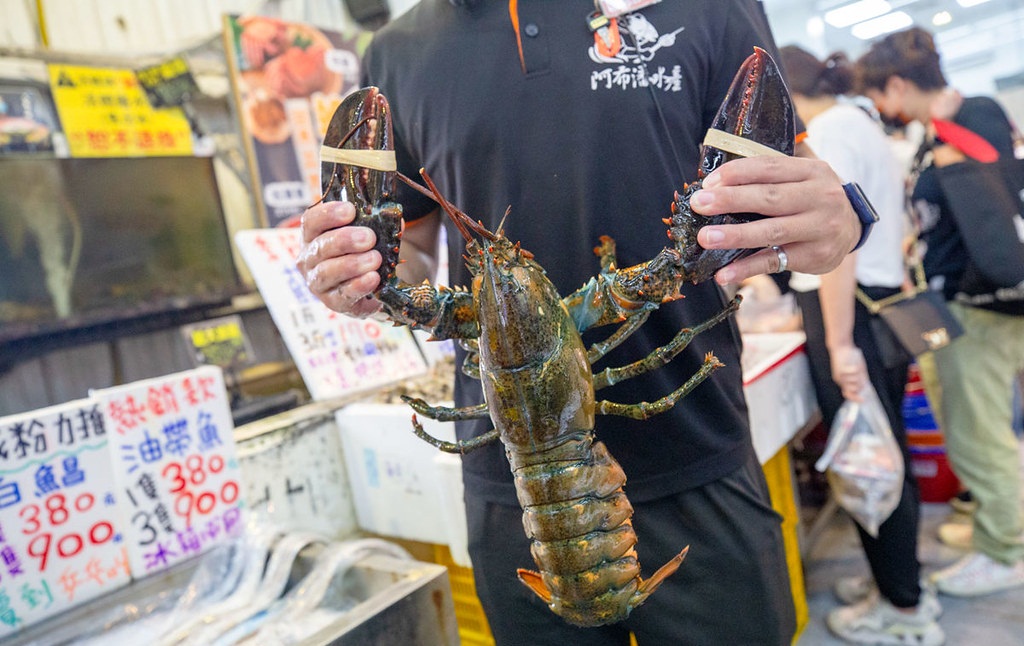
[797,439,1024,645]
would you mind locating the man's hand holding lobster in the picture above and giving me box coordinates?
[690,146,861,285]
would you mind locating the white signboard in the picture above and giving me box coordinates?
[92,366,245,577]
[0,399,130,636]
[235,228,428,400]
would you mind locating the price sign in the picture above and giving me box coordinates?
[0,399,130,636]
[92,367,245,577]
[235,228,428,400]
[181,314,254,369]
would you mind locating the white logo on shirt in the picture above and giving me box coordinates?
[589,13,684,92]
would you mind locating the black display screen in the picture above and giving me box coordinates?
[0,155,244,346]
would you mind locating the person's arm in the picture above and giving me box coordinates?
[818,252,868,401]
[395,209,441,284]
[691,141,862,284]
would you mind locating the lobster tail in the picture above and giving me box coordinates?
[512,439,688,627]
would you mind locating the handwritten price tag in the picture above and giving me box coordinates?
[92,366,245,577]
[0,399,130,636]
[235,228,428,400]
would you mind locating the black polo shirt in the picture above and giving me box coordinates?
[363,0,786,505]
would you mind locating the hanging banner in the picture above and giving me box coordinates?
[0,399,130,637]
[234,228,427,400]
[223,15,370,227]
[47,64,193,157]
[91,367,244,577]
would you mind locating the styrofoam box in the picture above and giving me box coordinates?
[336,403,469,552]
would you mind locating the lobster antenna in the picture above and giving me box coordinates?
[495,206,512,237]
[418,169,497,243]
[394,171,474,240]
[396,170,472,241]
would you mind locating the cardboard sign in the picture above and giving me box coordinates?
[91,367,244,577]
[0,399,130,636]
[235,228,427,401]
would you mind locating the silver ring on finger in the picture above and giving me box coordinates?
[771,245,789,274]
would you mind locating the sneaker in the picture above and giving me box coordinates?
[834,575,876,605]
[936,522,972,550]
[948,490,977,515]
[827,595,945,645]
[834,576,943,620]
[930,552,1024,597]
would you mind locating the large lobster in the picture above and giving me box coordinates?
[316,48,794,627]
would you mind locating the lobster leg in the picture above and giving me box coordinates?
[586,312,651,365]
[596,352,725,420]
[592,295,741,390]
[411,415,500,454]
[593,235,618,273]
[401,396,490,422]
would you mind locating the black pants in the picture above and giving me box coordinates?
[797,286,921,608]
[464,450,796,646]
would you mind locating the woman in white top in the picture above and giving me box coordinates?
[780,46,943,646]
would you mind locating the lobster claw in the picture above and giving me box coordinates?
[321,86,396,207]
[697,46,795,178]
[671,47,796,282]
[320,86,403,291]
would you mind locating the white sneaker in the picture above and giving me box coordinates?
[833,575,943,620]
[827,594,945,645]
[930,552,1024,597]
[936,522,972,550]
[834,575,876,605]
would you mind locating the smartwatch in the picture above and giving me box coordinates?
[844,182,880,252]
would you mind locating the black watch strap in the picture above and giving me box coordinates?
[844,182,880,252]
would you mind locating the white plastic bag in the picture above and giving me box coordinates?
[815,383,904,537]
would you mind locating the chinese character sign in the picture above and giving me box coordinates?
[0,399,130,637]
[235,228,428,400]
[223,14,369,227]
[48,64,194,157]
[92,367,244,577]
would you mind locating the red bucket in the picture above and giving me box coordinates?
[910,447,961,503]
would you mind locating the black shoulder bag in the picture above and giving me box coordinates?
[856,258,964,358]
[934,156,1024,315]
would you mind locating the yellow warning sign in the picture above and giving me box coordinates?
[48,64,193,157]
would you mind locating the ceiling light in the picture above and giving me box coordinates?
[851,10,914,39]
[824,0,892,28]
[932,11,953,26]
[956,0,991,7]
[807,16,826,38]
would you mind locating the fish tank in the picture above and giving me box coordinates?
[0,155,245,348]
